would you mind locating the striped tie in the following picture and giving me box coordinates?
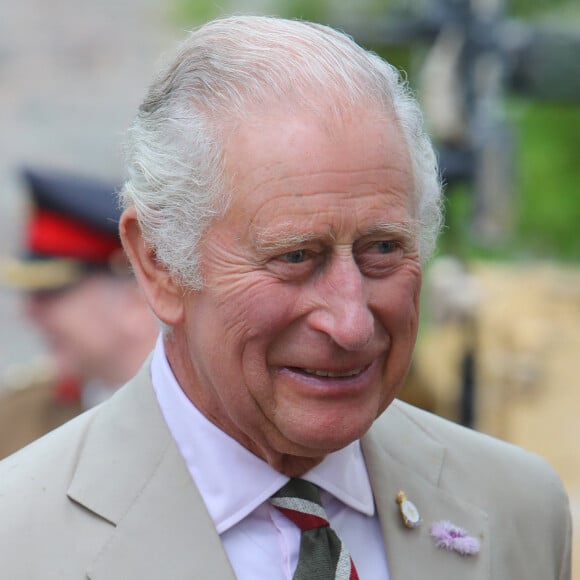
[270,478,360,580]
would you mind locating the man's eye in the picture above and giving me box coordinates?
[376,240,398,254]
[283,250,307,263]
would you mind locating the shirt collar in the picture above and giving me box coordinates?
[151,335,375,534]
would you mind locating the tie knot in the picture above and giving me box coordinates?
[270,478,330,531]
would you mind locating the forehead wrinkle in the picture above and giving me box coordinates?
[244,167,409,195]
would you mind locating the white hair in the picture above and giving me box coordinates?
[120,15,443,289]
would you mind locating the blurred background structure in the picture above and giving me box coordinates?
[1,0,579,574]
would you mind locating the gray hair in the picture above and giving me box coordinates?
[120,15,443,289]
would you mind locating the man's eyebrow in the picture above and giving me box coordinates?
[252,220,419,254]
[361,221,420,252]
[367,221,418,239]
[252,225,322,255]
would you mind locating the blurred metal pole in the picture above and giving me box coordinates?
[462,0,515,244]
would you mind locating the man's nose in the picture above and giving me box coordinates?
[307,255,374,351]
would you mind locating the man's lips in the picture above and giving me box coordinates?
[301,366,368,378]
[282,361,374,381]
[273,360,381,398]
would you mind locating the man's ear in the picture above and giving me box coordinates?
[119,207,184,326]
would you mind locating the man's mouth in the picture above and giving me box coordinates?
[302,367,366,378]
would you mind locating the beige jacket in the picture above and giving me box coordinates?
[0,362,571,579]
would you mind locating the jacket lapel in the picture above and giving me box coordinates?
[66,364,236,579]
[362,401,490,580]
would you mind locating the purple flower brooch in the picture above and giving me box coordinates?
[430,520,481,556]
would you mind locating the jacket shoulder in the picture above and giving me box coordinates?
[384,399,567,496]
[0,405,98,496]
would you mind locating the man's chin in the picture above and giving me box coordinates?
[280,415,375,457]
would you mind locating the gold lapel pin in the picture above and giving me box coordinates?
[396,491,421,529]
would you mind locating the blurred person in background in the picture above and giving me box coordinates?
[0,168,158,458]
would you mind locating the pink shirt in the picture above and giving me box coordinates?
[151,335,390,579]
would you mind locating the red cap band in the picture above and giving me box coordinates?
[26,209,121,263]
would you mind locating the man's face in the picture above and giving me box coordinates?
[25,273,130,382]
[169,105,421,473]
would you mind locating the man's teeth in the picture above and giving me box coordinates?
[303,368,364,378]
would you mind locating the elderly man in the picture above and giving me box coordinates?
[0,16,570,579]
[0,168,158,457]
